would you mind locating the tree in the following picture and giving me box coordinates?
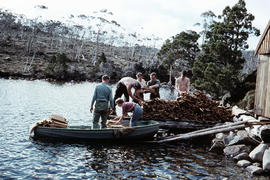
[45,53,69,78]
[98,52,107,64]
[157,30,200,70]
[192,0,260,98]
[194,11,216,44]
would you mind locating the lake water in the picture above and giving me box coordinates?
[0,79,266,179]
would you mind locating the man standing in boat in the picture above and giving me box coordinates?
[175,70,190,97]
[147,72,160,99]
[112,77,143,114]
[90,75,114,129]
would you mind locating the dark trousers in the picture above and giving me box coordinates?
[93,101,109,129]
[133,92,144,103]
[150,92,160,100]
[114,82,129,106]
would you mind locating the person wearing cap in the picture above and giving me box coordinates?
[147,72,160,99]
[90,75,114,129]
[175,70,190,97]
[112,77,143,114]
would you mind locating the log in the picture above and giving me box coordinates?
[157,124,246,143]
[158,120,213,131]
[156,121,270,143]
[177,120,248,136]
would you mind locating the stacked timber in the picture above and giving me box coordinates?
[49,114,68,128]
[143,91,232,124]
[29,114,68,134]
[35,114,68,128]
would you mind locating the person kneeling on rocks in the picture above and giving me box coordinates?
[114,98,143,127]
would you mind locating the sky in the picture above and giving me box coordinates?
[1,0,269,50]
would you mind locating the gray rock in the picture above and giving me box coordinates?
[223,131,235,146]
[209,139,224,154]
[252,162,261,167]
[239,114,257,122]
[233,116,240,122]
[249,143,268,162]
[246,165,263,175]
[233,152,250,161]
[4,56,11,61]
[232,106,247,117]
[215,132,225,139]
[224,145,251,157]
[260,125,270,143]
[228,130,258,146]
[263,149,270,172]
[237,160,251,167]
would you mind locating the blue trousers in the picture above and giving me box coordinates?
[130,104,143,126]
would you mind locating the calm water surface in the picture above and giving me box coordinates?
[0,79,267,179]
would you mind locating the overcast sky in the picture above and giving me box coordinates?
[1,0,269,50]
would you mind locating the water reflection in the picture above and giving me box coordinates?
[0,79,265,179]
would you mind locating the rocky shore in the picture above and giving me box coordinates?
[210,106,270,176]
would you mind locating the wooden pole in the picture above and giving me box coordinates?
[157,124,246,143]
[156,121,270,143]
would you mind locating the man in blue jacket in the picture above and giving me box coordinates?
[90,75,114,129]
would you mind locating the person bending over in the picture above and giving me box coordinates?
[112,77,143,114]
[114,98,143,127]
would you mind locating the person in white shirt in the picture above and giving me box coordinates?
[134,72,147,102]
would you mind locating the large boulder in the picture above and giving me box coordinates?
[237,160,251,167]
[209,139,225,154]
[228,130,258,146]
[249,143,269,162]
[224,144,251,157]
[232,106,248,117]
[246,165,263,175]
[223,131,236,146]
[260,125,270,143]
[233,152,251,161]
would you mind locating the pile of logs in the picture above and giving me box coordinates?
[35,114,68,128]
[142,91,232,123]
[29,114,68,134]
[48,114,68,128]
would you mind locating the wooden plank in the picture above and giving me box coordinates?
[255,56,264,115]
[262,56,269,116]
[265,57,270,117]
[258,56,268,115]
[50,114,67,123]
[255,56,261,114]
